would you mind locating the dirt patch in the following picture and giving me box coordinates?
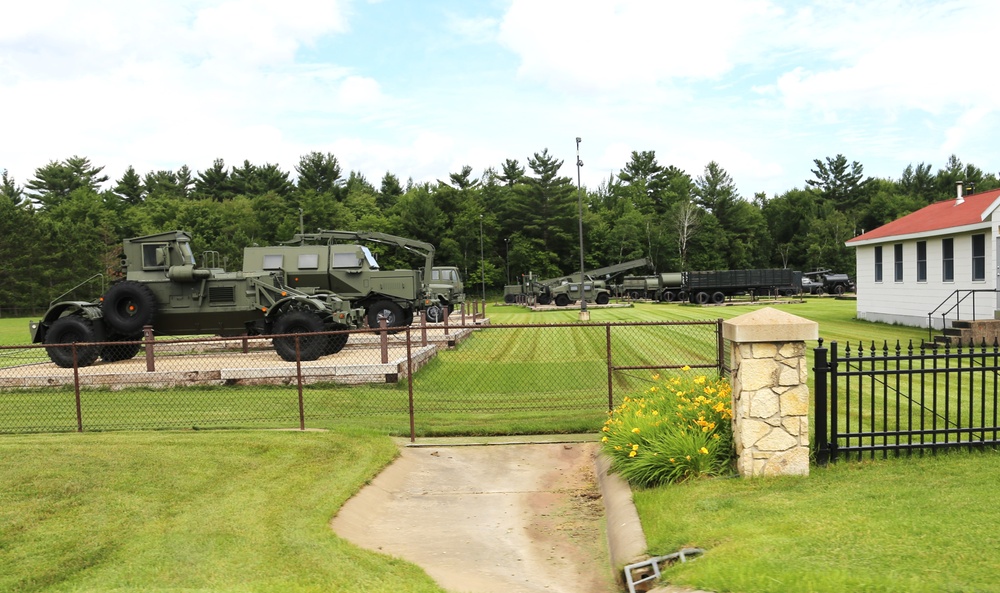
[331,442,617,593]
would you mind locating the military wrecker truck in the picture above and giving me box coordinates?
[30,230,367,368]
[242,230,464,330]
[503,258,649,306]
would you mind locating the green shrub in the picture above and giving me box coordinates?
[601,367,734,487]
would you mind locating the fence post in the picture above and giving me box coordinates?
[722,307,818,477]
[143,325,155,372]
[420,309,428,347]
[813,338,829,465]
[379,317,389,364]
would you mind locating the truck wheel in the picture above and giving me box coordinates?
[596,292,610,305]
[323,323,350,355]
[676,290,687,302]
[834,285,846,295]
[712,292,726,304]
[695,292,710,305]
[504,294,516,304]
[536,294,551,305]
[102,281,157,334]
[555,294,570,307]
[45,315,102,368]
[424,304,445,323]
[101,335,142,362]
[368,300,404,330]
[273,310,326,362]
[661,290,675,303]
[816,288,826,296]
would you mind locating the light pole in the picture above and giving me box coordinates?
[480,214,486,304]
[504,236,511,285]
[576,137,588,320]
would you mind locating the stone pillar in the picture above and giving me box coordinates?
[722,307,818,477]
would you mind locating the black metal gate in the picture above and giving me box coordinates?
[813,338,1000,463]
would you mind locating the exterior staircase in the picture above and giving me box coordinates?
[933,319,1000,347]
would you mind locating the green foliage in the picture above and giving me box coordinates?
[7,147,1000,313]
[601,368,733,487]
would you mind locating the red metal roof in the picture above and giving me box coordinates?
[846,188,1000,244]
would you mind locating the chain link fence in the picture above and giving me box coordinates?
[0,318,725,437]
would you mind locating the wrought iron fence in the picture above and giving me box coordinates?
[814,338,1000,463]
[0,319,725,438]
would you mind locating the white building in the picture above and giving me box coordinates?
[846,184,1000,329]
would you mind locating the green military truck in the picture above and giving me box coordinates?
[427,266,465,323]
[31,230,366,368]
[504,258,649,306]
[243,230,464,329]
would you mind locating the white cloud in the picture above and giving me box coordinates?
[497,0,778,91]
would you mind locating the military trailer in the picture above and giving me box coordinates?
[243,230,462,329]
[30,231,367,368]
[685,269,800,304]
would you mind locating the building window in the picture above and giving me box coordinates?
[972,234,986,281]
[894,243,903,282]
[943,238,954,282]
[874,246,883,282]
[916,241,927,282]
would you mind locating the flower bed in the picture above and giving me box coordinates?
[601,367,734,487]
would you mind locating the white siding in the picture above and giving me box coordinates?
[854,230,997,328]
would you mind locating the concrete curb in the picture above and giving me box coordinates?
[593,452,649,571]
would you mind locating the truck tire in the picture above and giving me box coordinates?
[661,290,675,303]
[596,292,610,305]
[676,290,687,302]
[367,300,405,330]
[536,294,551,305]
[816,287,826,296]
[712,291,726,304]
[555,294,570,307]
[323,322,350,355]
[101,335,142,362]
[504,294,516,304]
[45,315,103,368]
[834,284,846,295]
[695,292,710,305]
[102,281,157,334]
[272,309,326,362]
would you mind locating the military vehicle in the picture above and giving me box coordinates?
[503,258,649,306]
[620,272,686,301]
[427,266,465,322]
[685,269,801,303]
[243,230,463,329]
[803,269,855,295]
[30,230,366,368]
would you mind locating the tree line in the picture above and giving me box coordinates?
[1,150,997,314]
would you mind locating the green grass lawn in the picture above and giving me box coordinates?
[0,430,447,593]
[3,299,998,592]
[635,449,1000,593]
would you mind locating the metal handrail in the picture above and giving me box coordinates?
[927,289,999,341]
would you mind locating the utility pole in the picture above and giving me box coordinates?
[576,137,589,321]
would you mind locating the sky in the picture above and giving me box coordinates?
[2,0,999,200]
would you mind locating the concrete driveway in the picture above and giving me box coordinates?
[331,437,626,593]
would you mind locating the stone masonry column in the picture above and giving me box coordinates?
[722,307,818,477]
